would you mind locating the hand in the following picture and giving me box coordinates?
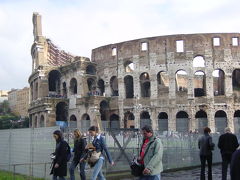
[110,161,115,166]
[54,163,59,168]
[143,168,151,175]
[80,158,84,163]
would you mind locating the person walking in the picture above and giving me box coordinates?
[218,127,239,180]
[69,129,87,180]
[138,125,163,180]
[81,126,114,180]
[230,147,240,180]
[50,130,69,180]
[198,127,215,180]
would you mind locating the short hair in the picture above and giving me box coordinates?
[203,127,211,133]
[225,127,231,133]
[141,125,153,133]
[53,130,63,139]
[88,126,99,133]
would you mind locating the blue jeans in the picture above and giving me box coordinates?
[91,158,105,180]
[139,174,161,180]
[52,175,66,180]
[69,160,86,180]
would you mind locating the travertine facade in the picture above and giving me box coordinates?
[8,87,29,117]
[0,90,8,102]
[29,13,240,133]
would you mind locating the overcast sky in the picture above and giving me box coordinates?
[0,0,240,90]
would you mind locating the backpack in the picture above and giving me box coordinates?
[65,141,72,162]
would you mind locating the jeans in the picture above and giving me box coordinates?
[221,154,232,180]
[200,154,212,180]
[69,160,86,180]
[91,158,105,180]
[139,174,161,180]
[52,176,66,180]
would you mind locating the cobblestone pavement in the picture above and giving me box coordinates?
[122,165,231,180]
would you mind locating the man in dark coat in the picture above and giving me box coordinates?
[50,130,69,180]
[218,127,239,180]
[198,127,215,180]
[230,148,240,180]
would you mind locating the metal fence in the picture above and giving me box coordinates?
[0,127,227,179]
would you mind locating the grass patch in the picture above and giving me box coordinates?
[0,170,44,180]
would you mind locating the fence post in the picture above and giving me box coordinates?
[13,164,16,180]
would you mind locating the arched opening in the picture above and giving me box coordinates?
[69,115,77,129]
[215,110,227,133]
[157,71,169,96]
[110,114,120,129]
[56,102,68,125]
[176,70,188,93]
[110,76,119,96]
[70,78,78,95]
[195,110,207,133]
[98,79,105,96]
[158,112,168,132]
[124,111,135,128]
[194,71,206,97]
[193,56,205,67]
[213,69,225,96]
[232,69,240,91]
[62,82,67,97]
[124,61,135,72]
[48,70,61,94]
[81,114,90,132]
[140,111,151,128]
[124,75,134,98]
[40,115,44,127]
[234,110,240,134]
[86,65,96,75]
[140,72,151,97]
[176,111,189,132]
[87,78,96,94]
[100,100,109,129]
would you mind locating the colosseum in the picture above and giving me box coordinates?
[28,13,240,134]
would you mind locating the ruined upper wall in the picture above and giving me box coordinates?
[91,33,240,64]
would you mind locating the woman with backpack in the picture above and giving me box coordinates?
[81,126,114,180]
[50,130,69,180]
[69,129,87,180]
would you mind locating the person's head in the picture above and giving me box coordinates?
[73,129,82,139]
[224,127,231,133]
[203,127,211,134]
[88,126,99,137]
[141,125,153,139]
[53,130,63,141]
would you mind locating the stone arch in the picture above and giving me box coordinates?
[40,115,44,127]
[48,70,61,94]
[100,100,109,129]
[70,78,78,95]
[157,71,169,96]
[86,65,96,75]
[234,110,240,133]
[212,69,225,96]
[124,111,135,128]
[176,111,189,132]
[56,102,68,122]
[81,113,90,132]
[124,75,134,98]
[175,70,188,93]
[193,56,205,67]
[215,110,227,133]
[124,61,135,72]
[195,110,207,133]
[140,111,151,128]
[97,79,105,96]
[158,112,168,132]
[87,78,96,92]
[194,71,206,97]
[232,69,240,91]
[140,72,151,97]
[110,114,120,129]
[69,114,77,129]
[110,76,119,96]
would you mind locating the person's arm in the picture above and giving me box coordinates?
[233,135,239,149]
[101,136,113,164]
[145,139,163,173]
[79,138,87,159]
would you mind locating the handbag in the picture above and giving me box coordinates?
[130,138,156,177]
[86,149,101,167]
